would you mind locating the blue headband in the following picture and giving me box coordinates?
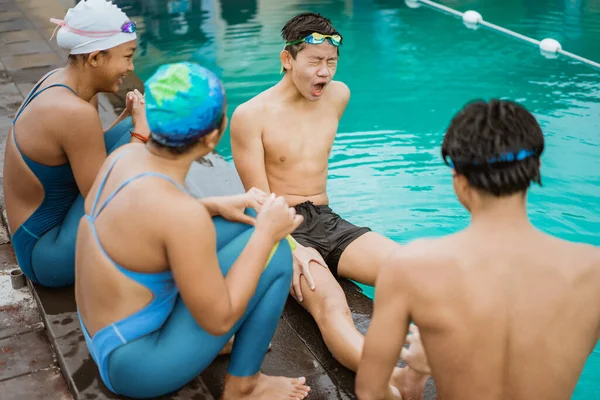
[444,149,538,169]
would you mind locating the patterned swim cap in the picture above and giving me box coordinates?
[145,62,226,147]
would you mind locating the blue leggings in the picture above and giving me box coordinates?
[27,118,132,287]
[106,216,293,399]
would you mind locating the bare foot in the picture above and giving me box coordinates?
[391,367,428,400]
[221,373,310,400]
[219,337,272,356]
[390,367,406,396]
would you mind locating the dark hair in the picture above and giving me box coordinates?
[281,12,341,60]
[67,50,109,65]
[148,113,226,155]
[441,99,545,196]
[148,136,198,154]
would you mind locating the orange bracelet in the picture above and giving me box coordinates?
[131,132,148,143]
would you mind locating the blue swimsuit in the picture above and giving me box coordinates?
[78,152,294,399]
[9,70,132,287]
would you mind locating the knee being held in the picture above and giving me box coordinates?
[245,207,257,218]
[315,288,352,322]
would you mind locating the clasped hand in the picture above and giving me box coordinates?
[213,187,269,225]
[214,188,329,303]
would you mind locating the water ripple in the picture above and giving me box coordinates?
[129,0,599,248]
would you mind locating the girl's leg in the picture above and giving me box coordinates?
[211,208,256,251]
[226,250,291,376]
[105,117,133,154]
[29,117,133,287]
[106,223,297,398]
[30,195,85,287]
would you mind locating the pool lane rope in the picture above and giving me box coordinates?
[405,0,600,70]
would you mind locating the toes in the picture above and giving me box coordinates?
[293,376,306,385]
[293,386,310,394]
[293,385,310,399]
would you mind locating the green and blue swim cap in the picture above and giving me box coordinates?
[145,62,226,147]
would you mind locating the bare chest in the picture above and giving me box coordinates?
[262,113,338,165]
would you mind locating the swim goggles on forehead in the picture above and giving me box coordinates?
[286,32,342,47]
[443,149,539,169]
[49,18,136,38]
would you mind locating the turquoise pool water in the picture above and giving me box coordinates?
[123,0,599,396]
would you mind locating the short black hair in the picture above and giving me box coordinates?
[148,113,226,155]
[281,12,341,59]
[67,50,109,65]
[148,136,198,154]
[441,99,545,196]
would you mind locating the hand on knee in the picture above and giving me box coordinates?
[244,207,257,218]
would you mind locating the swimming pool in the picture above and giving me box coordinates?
[122,0,599,396]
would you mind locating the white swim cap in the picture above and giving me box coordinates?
[51,0,136,55]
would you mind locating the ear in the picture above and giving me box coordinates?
[204,128,221,149]
[454,173,469,193]
[280,49,292,74]
[86,50,102,67]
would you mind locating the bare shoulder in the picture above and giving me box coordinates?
[327,80,350,116]
[329,80,350,98]
[230,91,271,138]
[159,192,213,236]
[379,236,449,288]
[540,231,599,265]
[329,80,350,102]
[232,88,273,121]
[572,241,600,274]
[104,143,139,163]
[538,233,600,291]
[55,92,97,119]
[53,97,101,137]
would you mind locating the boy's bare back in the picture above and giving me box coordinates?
[391,225,600,400]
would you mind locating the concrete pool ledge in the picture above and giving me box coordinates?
[0,0,437,396]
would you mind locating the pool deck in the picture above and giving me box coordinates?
[0,0,438,398]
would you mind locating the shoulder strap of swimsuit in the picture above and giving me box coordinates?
[12,70,76,123]
[93,172,188,219]
[14,84,77,122]
[89,153,188,220]
[89,151,132,217]
[12,71,78,151]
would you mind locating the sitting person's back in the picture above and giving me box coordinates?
[75,62,310,399]
[3,0,150,287]
[395,222,600,399]
[356,99,600,400]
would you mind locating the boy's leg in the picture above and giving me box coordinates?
[292,259,366,371]
[337,231,396,286]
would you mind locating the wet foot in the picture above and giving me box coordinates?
[390,367,405,395]
[219,337,272,356]
[390,367,428,400]
[222,373,310,400]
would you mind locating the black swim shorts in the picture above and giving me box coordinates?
[291,201,371,278]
